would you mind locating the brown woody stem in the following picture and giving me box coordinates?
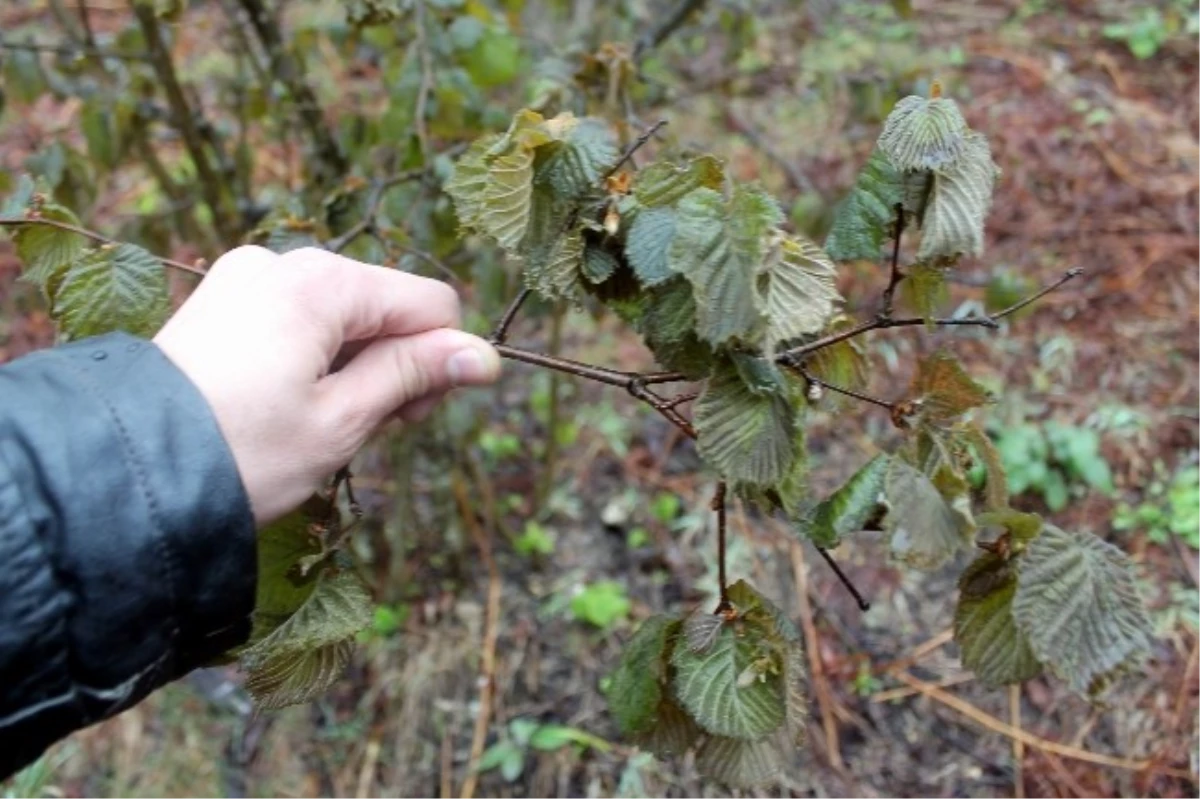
[0,217,207,276]
[815,547,870,611]
[713,482,729,611]
[880,204,906,320]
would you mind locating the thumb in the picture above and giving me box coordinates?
[320,328,500,434]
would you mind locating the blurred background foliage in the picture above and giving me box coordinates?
[0,0,1197,796]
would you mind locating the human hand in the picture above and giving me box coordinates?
[153,246,500,526]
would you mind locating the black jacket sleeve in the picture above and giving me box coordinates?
[0,333,257,778]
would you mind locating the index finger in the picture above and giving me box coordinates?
[282,247,463,350]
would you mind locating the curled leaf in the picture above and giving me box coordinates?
[878,95,968,172]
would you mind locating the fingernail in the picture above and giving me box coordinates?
[447,348,487,385]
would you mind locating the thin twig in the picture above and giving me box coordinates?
[713,482,729,610]
[662,390,699,409]
[325,168,426,253]
[892,671,1192,777]
[490,289,531,344]
[412,0,434,162]
[724,110,816,195]
[452,471,501,799]
[604,119,668,178]
[633,0,709,62]
[0,217,207,275]
[790,362,895,412]
[0,37,150,61]
[790,541,844,771]
[814,547,870,611]
[776,268,1085,362]
[1011,684,1025,798]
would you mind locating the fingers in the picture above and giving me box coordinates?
[281,248,462,354]
[320,328,500,440]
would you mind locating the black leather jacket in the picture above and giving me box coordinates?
[0,333,257,778]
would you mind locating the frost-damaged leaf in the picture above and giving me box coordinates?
[726,580,801,644]
[884,458,973,570]
[978,508,1044,545]
[908,350,992,427]
[800,454,890,548]
[241,567,372,709]
[669,186,781,346]
[11,203,86,290]
[245,639,354,711]
[609,615,680,735]
[918,132,998,260]
[683,610,726,654]
[632,155,725,208]
[962,424,1009,511]
[898,261,949,324]
[626,206,677,286]
[52,243,169,339]
[824,148,903,262]
[695,734,785,788]
[954,553,1043,686]
[695,362,797,485]
[1012,525,1153,696]
[762,233,841,355]
[639,277,713,378]
[446,133,502,230]
[536,117,619,200]
[481,148,536,251]
[878,95,968,172]
[671,618,786,740]
[582,243,618,284]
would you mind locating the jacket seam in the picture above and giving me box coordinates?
[56,349,182,653]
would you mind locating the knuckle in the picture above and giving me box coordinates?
[208,244,276,276]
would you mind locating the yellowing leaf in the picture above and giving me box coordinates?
[898,260,949,324]
[954,553,1043,686]
[445,133,500,229]
[695,362,798,485]
[632,155,725,207]
[52,243,169,339]
[761,232,841,355]
[878,95,968,172]
[480,148,536,251]
[918,132,998,260]
[1012,525,1153,696]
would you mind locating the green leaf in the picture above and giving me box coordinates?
[81,102,118,170]
[978,509,1044,545]
[917,132,997,260]
[954,553,1044,686]
[242,567,372,709]
[521,211,584,301]
[625,206,677,286]
[529,724,609,752]
[694,734,785,788]
[480,147,536,251]
[570,581,631,629]
[609,615,679,736]
[898,261,949,324]
[52,243,169,339]
[907,350,992,427]
[476,741,520,775]
[582,243,618,284]
[695,362,798,485]
[761,233,841,354]
[729,351,788,397]
[1012,525,1153,696]
[824,148,903,262]
[671,617,786,740]
[244,503,326,647]
[639,278,712,378]
[0,173,35,217]
[800,454,890,548]
[877,95,968,172]
[11,206,87,291]
[536,117,619,200]
[669,185,780,346]
[632,155,725,207]
[884,458,973,570]
[446,133,502,230]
